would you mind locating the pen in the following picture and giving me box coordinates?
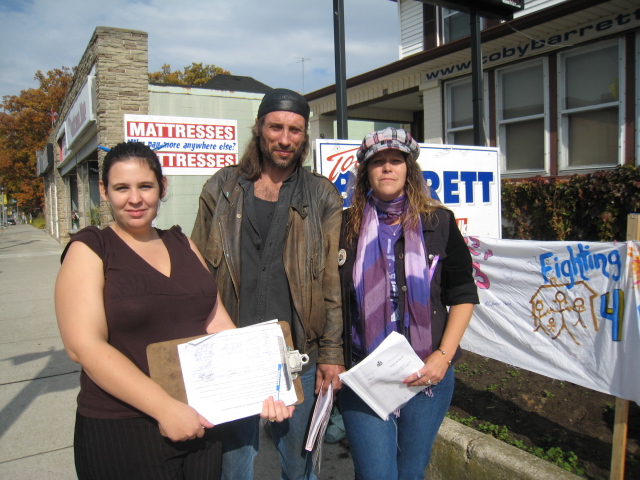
[428,255,439,282]
[276,363,282,401]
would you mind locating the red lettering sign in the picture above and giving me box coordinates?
[325,147,359,182]
[156,152,237,168]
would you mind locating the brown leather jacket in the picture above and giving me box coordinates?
[191,165,344,366]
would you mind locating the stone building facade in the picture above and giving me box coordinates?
[40,27,149,240]
[38,26,269,243]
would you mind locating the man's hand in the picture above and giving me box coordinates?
[315,363,345,394]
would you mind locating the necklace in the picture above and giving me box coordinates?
[388,223,402,236]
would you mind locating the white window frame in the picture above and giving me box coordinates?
[445,76,472,144]
[496,58,549,176]
[440,8,485,45]
[443,8,467,43]
[558,39,624,173]
[444,75,488,146]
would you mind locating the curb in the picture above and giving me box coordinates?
[427,418,582,480]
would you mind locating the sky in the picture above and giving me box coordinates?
[0,0,400,101]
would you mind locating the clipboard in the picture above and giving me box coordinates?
[146,321,305,432]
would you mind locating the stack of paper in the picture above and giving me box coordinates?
[177,321,298,425]
[305,382,333,472]
[338,331,425,420]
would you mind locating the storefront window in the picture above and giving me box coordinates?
[88,161,101,226]
[560,41,621,169]
[445,78,474,145]
[69,173,79,231]
[497,61,546,173]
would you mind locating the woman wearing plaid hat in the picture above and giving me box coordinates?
[338,127,479,480]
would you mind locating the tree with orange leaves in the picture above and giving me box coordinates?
[0,67,73,215]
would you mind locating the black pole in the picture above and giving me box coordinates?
[333,0,348,139]
[470,9,486,146]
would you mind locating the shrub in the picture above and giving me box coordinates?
[90,206,101,226]
[32,214,46,229]
[502,165,640,241]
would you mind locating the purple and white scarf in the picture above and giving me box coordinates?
[353,195,433,360]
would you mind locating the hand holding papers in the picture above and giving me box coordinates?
[177,322,298,425]
[304,382,333,472]
[338,331,425,420]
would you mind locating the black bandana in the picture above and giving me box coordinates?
[257,88,309,121]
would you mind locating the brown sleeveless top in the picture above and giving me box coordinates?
[62,225,217,419]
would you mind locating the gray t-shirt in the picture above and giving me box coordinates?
[238,174,296,328]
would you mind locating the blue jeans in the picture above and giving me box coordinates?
[340,367,455,480]
[219,366,317,480]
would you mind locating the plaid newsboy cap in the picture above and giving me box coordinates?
[356,127,421,163]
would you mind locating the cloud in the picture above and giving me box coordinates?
[0,0,399,100]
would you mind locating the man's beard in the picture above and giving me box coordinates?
[259,136,304,170]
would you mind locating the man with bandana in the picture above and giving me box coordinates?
[191,89,344,480]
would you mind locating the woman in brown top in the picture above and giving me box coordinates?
[55,142,291,480]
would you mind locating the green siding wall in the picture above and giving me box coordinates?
[149,88,263,236]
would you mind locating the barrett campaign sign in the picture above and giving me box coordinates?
[314,139,502,239]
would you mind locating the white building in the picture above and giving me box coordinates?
[307,0,639,178]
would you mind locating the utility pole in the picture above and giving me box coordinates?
[333,0,348,139]
[296,57,311,94]
[470,9,487,146]
[0,185,5,227]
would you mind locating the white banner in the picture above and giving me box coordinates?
[315,140,502,238]
[463,237,640,404]
[124,114,238,176]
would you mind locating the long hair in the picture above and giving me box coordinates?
[238,116,311,180]
[344,151,441,248]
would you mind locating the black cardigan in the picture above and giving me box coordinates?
[339,207,479,369]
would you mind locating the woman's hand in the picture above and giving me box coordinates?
[260,396,295,423]
[157,399,214,442]
[403,304,475,388]
[403,351,450,388]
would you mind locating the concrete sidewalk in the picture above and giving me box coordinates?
[0,225,354,479]
[0,224,76,478]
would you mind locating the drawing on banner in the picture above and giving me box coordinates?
[538,243,622,289]
[461,238,640,404]
[600,289,625,342]
[465,236,493,290]
[530,281,598,345]
[630,243,640,322]
[630,243,640,288]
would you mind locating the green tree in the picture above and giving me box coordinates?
[0,67,74,214]
[148,62,230,86]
